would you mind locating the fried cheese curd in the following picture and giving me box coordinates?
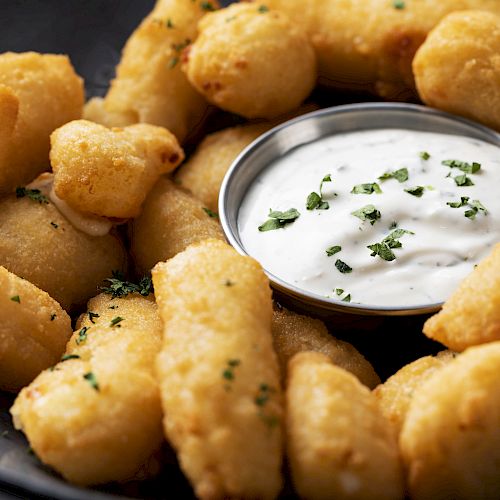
[272,306,380,389]
[0,266,71,393]
[0,52,83,192]
[400,342,500,499]
[11,293,163,486]
[0,195,126,310]
[413,10,500,132]
[373,351,455,435]
[50,120,184,219]
[129,177,224,275]
[152,239,283,499]
[286,352,403,500]
[84,0,220,142]
[183,3,316,119]
[262,0,500,99]
[423,243,500,351]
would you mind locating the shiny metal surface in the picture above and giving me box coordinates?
[219,103,500,317]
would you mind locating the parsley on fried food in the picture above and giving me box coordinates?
[76,327,89,345]
[378,168,408,183]
[100,271,153,298]
[258,5,269,13]
[61,354,80,362]
[258,208,300,231]
[222,359,241,381]
[393,0,405,9]
[110,316,124,327]
[351,204,381,225]
[15,187,49,204]
[203,207,219,218]
[10,295,20,303]
[83,372,99,391]
[88,311,99,324]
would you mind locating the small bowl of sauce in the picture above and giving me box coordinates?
[219,103,500,317]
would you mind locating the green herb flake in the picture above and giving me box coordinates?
[307,174,332,210]
[166,18,174,28]
[83,372,99,391]
[108,305,118,310]
[367,228,414,261]
[326,245,342,257]
[258,208,300,231]
[61,354,80,362]
[378,168,408,183]
[200,1,215,11]
[203,207,219,218]
[454,174,474,187]
[110,316,124,328]
[320,174,332,197]
[168,56,179,69]
[50,313,57,321]
[15,187,49,204]
[100,271,153,298]
[351,183,382,195]
[255,383,274,407]
[420,151,431,160]
[50,221,58,229]
[442,159,481,174]
[463,200,488,220]
[351,204,381,225]
[335,288,344,296]
[222,358,241,383]
[342,294,352,303]
[404,186,425,197]
[258,5,269,13]
[447,196,470,209]
[88,311,100,324]
[76,327,89,345]
[10,295,20,303]
[393,0,405,8]
[335,259,352,274]
[224,280,235,287]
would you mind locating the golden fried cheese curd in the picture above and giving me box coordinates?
[87,0,220,142]
[373,351,455,435]
[0,266,71,393]
[129,177,224,275]
[0,52,83,192]
[50,120,184,219]
[413,10,500,132]
[0,195,126,310]
[400,342,500,499]
[286,352,403,500]
[423,243,500,351]
[272,306,380,389]
[263,0,500,99]
[183,3,316,119]
[11,293,163,486]
[152,239,283,499]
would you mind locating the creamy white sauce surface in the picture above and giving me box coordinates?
[238,129,500,307]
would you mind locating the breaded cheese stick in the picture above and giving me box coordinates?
[84,0,220,142]
[10,293,163,486]
[129,178,224,275]
[400,342,500,499]
[152,239,283,499]
[286,352,403,500]
[272,306,380,389]
[0,52,83,192]
[423,242,500,351]
[0,266,72,393]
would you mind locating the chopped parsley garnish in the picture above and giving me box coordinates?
[83,372,99,391]
[389,221,398,229]
[166,18,174,28]
[168,57,179,69]
[109,305,118,310]
[200,1,215,11]
[335,259,352,274]
[10,295,20,303]
[50,221,58,229]
[61,354,80,362]
[335,288,344,296]
[342,294,352,303]
[222,359,241,382]
[393,0,405,8]
[258,208,300,231]
[446,196,470,208]
[326,245,342,257]
[110,316,124,328]
[420,151,431,160]
[367,229,414,261]
[404,186,425,197]
[306,174,332,210]
[76,327,89,345]
[16,187,49,204]
[50,313,56,321]
[351,204,381,225]
[224,279,235,287]
[454,174,474,187]
[333,288,351,302]
[378,168,408,183]
[203,207,219,218]
[258,5,269,13]
[255,383,274,407]
[351,183,382,195]
[100,271,153,298]
[442,159,481,174]
[448,197,487,219]
[88,311,99,324]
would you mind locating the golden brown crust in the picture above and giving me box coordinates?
[413,10,500,131]
[152,239,283,499]
[423,243,500,351]
[272,307,380,389]
[0,52,84,192]
[400,342,500,499]
[10,293,163,486]
[286,352,403,500]
[129,177,224,276]
[0,266,72,392]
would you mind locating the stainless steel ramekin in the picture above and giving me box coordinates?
[219,103,500,317]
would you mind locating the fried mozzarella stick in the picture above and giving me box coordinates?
[11,293,163,486]
[152,239,283,499]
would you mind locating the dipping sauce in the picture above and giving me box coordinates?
[238,129,500,307]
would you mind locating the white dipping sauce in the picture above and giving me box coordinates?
[238,129,500,307]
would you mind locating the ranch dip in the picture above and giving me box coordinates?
[238,129,500,307]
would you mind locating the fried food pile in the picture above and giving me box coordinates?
[1,1,500,499]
